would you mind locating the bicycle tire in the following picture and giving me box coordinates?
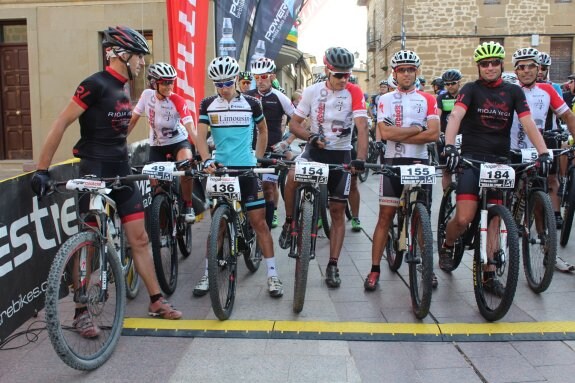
[243,226,262,272]
[436,182,465,272]
[522,190,556,293]
[386,216,402,271]
[45,232,125,370]
[473,204,520,322]
[111,209,140,299]
[208,204,237,320]
[124,245,140,299]
[345,200,353,221]
[150,193,178,295]
[319,184,331,238]
[278,167,288,202]
[560,168,575,247]
[293,199,313,313]
[408,203,434,319]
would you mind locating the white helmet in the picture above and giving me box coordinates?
[538,52,552,66]
[502,72,518,84]
[387,73,398,88]
[208,56,240,81]
[512,47,540,67]
[148,62,177,81]
[251,57,276,75]
[390,50,421,69]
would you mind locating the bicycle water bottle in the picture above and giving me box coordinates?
[249,40,266,69]
[218,18,237,58]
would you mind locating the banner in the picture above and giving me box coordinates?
[296,0,327,34]
[166,0,209,128]
[246,0,304,70]
[215,0,258,59]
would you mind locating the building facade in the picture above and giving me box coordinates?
[359,0,575,95]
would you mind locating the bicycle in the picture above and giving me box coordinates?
[147,158,195,295]
[436,157,520,321]
[205,165,273,320]
[357,126,379,182]
[558,144,575,247]
[371,162,436,319]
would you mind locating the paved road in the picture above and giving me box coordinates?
[2,171,575,382]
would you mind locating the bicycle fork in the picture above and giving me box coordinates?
[479,194,508,267]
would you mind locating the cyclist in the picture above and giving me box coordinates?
[245,57,295,229]
[194,56,284,298]
[418,76,426,91]
[238,71,253,93]
[31,26,182,337]
[509,47,575,272]
[437,69,463,190]
[440,41,551,295]
[364,49,440,291]
[431,77,446,95]
[128,62,197,223]
[280,46,369,288]
[537,52,564,98]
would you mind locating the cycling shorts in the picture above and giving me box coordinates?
[456,154,510,203]
[298,146,351,202]
[379,158,430,207]
[226,169,265,211]
[149,139,194,162]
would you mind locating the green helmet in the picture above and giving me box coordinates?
[473,41,505,63]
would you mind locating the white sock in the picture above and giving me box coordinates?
[266,257,278,278]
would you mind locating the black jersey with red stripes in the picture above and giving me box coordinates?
[245,88,294,147]
[72,67,132,162]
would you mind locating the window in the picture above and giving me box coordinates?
[550,37,573,83]
[1,23,27,43]
[484,0,501,4]
[100,30,154,104]
[555,0,571,3]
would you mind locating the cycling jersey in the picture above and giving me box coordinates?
[377,88,439,159]
[437,92,457,132]
[456,79,531,157]
[133,89,194,147]
[72,67,132,162]
[245,87,294,147]
[295,82,368,150]
[198,92,264,167]
[510,82,569,149]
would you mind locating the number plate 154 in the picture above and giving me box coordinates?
[294,161,329,184]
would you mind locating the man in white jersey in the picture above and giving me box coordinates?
[364,50,440,291]
[279,47,369,288]
[510,47,575,271]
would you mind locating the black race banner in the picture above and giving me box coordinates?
[215,0,258,59]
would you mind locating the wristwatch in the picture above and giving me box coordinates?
[412,122,427,132]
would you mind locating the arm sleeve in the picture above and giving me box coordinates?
[72,78,100,110]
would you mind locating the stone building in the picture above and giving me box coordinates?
[358,0,575,95]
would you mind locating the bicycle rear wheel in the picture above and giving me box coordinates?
[111,209,139,299]
[319,184,331,238]
[408,203,433,319]
[243,226,262,272]
[436,182,464,272]
[293,198,313,313]
[560,168,575,247]
[150,193,178,295]
[522,190,556,293]
[386,216,403,271]
[473,204,519,322]
[208,204,237,320]
[45,232,125,370]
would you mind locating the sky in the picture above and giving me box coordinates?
[297,0,367,66]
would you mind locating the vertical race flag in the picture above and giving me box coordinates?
[215,0,258,59]
[246,0,304,70]
[166,0,208,128]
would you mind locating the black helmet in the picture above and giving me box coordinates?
[379,80,389,86]
[431,77,444,87]
[418,76,426,84]
[239,71,253,81]
[103,26,150,55]
[323,47,354,70]
[441,69,462,82]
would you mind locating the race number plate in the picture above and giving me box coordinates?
[142,162,175,181]
[479,163,515,188]
[520,148,553,163]
[398,165,436,185]
[206,176,241,201]
[261,173,279,183]
[66,179,108,193]
[294,161,329,184]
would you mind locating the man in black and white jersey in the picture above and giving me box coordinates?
[245,57,295,229]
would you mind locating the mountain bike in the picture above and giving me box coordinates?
[436,158,520,321]
[205,166,273,320]
[372,162,436,319]
[557,144,575,247]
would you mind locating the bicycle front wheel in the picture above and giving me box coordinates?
[522,190,556,293]
[45,232,125,370]
[150,193,178,295]
[408,203,434,319]
[208,204,237,320]
[560,168,575,247]
[436,182,464,272]
[473,204,520,322]
[293,199,313,313]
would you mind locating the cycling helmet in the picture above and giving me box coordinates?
[323,47,355,70]
[379,80,389,86]
[501,72,518,84]
[148,62,177,81]
[103,26,150,55]
[208,56,240,81]
[442,69,462,82]
[349,75,358,84]
[473,41,505,62]
[512,47,540,67]
[239,71,253,81]
[431,77,444,87]
[387,73,398,88]
[390,50,421,69]
[538,52,552,66]
[314,73,327,84]
[251,57,276,75]
[418,76,426,84]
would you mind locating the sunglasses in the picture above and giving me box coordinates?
[240,80,251,86]
[444,81,458,86]
[329,70,352,79]
[478,59,502,68]
[157,80,175,85]
[214,79,235,88]
[254,74,271,80]
[515,63,538,71]
[394,67,417,74]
